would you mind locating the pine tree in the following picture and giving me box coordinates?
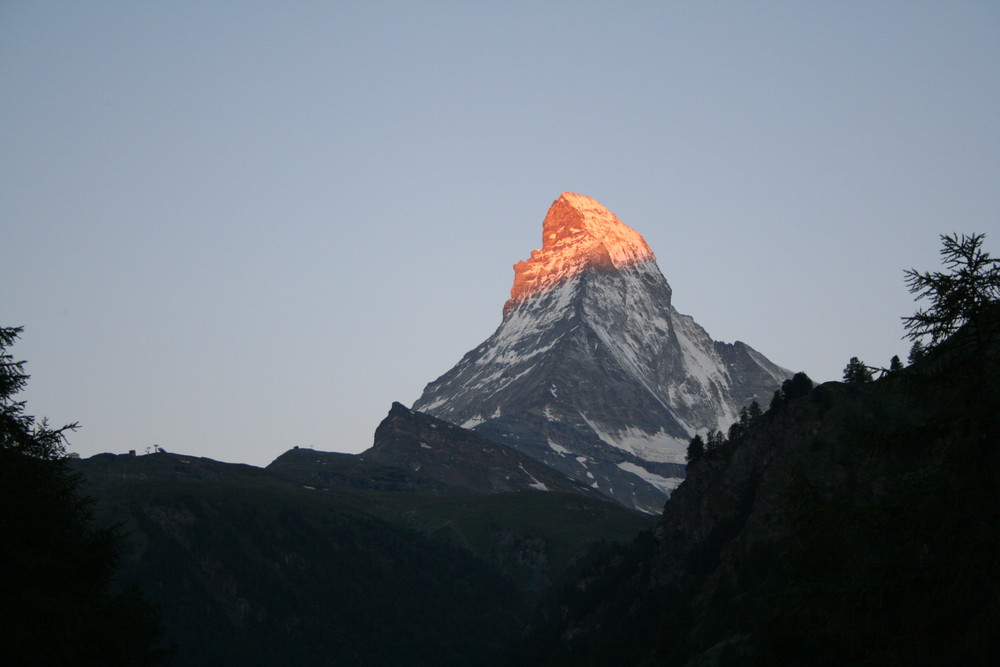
[704,429,727,452]
[903,233,1000,350]
[843,357,874,384]
[0,327,169,665]
[770,388,784,411]
[727,421,742,442]
[783,372,814,401]
[889,355,904,372]
[907,340,926,365]
[686,434,705,462]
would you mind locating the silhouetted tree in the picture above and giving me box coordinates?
[782,372,814,402]
[903,233,1000,350]
[727,423,741,442]
[889,355,904,372]
[704,429,727,452]
[770,388,784,411]
[843,357,874,384]
[686,434,705,462]
[724,402,765,444]
[0,326,169,666]
[728,407,748,441]
[907,340,927,365]
[0,327,78,459]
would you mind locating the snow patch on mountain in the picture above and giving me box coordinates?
[616,461,684,495]
[548,439,570,455]
[580,413,688,463]
[519,464,549,491]
[461,407,502,429]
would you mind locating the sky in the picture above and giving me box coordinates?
[2,1,998,466]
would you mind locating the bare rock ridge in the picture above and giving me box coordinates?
[414,193,791,513]
[361,402,596,496]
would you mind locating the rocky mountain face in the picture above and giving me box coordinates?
[360,402,598,497]
[415,193,790,513]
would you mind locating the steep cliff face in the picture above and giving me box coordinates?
[525,325,1000,666]
[415,193,789,513]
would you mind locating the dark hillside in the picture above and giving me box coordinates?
[522,309,1000,666]
[75,427,650,666]
[80,453,524,666]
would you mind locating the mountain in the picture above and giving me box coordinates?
[519,310,1000,666]
[415,192,790,513]
[72,403,651,665]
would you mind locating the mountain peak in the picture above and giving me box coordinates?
[504,192,655,316]
[416,192,790,512]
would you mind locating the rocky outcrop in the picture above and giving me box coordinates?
[362,402,595,497]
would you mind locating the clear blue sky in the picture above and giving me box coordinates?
[3,2,998,466]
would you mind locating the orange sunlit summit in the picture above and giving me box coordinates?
[503,192,656,316]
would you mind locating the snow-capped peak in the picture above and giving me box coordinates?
[415,192,791,513]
